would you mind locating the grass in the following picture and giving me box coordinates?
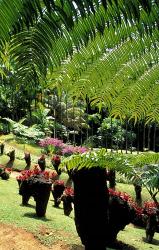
[0,177,80,247]
[1,176,159,249]
[0,133,42,156]
[1,134,159,249]
[116,182,158,202]
[0,134,53,170]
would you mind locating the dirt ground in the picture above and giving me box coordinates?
[0,223,66,250]
[0,223,84,250]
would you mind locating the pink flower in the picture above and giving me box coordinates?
[62,145,75,156]
[62,145,89,156]
[39,138,64,148]
[5,168,12,173]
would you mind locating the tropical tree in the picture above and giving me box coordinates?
[1,1,159,249]
[0,1,157,86]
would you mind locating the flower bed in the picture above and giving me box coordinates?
[108,189,159,243]
[39,137,88,156]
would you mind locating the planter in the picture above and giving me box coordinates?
[17,179,22,187]
[51,155,61,175]
[7,150,15,161]
[107,194,136,244]
[0,168,10,180]
[0,168,3,175]
[52,163,61,175]
[72,167,109,250]
[107,170,116,189]
[0,143,4,155]
[0,171,10,180]
[134,184,142,206]
[35,181,51,217]
[18,175,52,216]
[19,180,32,205]
[52,181,65,207]
[61,195,74,216]
[145,213,158,243]
[38,159,46,171]
[22,193,31,205]
[24,153,31,170]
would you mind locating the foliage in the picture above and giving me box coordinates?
[61,148,159,171]
[64,187,74,197]
[51,155,61,166]
[3,118,45,143]
[125,164,159,205]
[25,103,54,135]
[97,118,136,149]
[53,180,65,187]
[0,0,159,126]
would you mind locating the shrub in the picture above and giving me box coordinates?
[39,137,88,156]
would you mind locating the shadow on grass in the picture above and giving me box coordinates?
[107,240,138,250]
[69,244,84,250]
[23,212,52,221]
[69,241,138,250]
[20,203,35,209]
[142,237,159,245]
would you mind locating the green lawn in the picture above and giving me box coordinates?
[1,134,159,249]
[0,177,80,247]
[0,134,52,170]
[1,176,159,249]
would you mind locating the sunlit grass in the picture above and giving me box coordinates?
[0,177,80,246]
[1,134,159,249]
[0,176,159,249]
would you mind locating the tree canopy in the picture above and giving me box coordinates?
[0,0,159,123]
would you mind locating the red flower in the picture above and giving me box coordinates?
[4,168,12,173]
[43,170,50,180]
[51,155,61,165]
[50,171,58,180]
[64,187,74,196]
[108,188,143,215]
[16,167,57,182]
[143,201,159,215]
[54,180,65,186]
